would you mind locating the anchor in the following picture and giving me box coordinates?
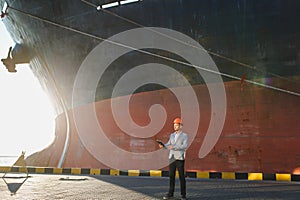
[1,47,16,72]
[1,44,32,73]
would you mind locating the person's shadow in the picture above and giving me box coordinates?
[2,176,29,195]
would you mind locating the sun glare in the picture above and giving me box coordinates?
[0,21,55,159]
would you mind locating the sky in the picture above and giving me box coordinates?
[0,21,55,157]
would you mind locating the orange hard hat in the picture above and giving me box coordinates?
[173,117,182,124]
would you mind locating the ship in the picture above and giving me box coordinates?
[1,0,300,173]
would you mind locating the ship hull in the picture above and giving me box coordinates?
[1,0,300,173]
[27,76,300,173]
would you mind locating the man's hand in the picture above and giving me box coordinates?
[167,145,173,150]
[159,144,173,149]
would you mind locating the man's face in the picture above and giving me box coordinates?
[174,123,180,132]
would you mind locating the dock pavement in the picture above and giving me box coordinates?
[1,173,300,199]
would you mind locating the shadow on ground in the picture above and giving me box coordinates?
[1,176,29,195]
[90,175,300,200]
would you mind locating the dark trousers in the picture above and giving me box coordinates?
[168,159,186,197]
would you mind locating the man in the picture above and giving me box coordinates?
[159,117,188,200]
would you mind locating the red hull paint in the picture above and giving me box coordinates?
[27,78,300,173]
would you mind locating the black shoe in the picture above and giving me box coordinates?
[181,195,187,200]
[163,193,173,199]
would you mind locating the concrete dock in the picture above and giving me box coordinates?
[1,173,300,199]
